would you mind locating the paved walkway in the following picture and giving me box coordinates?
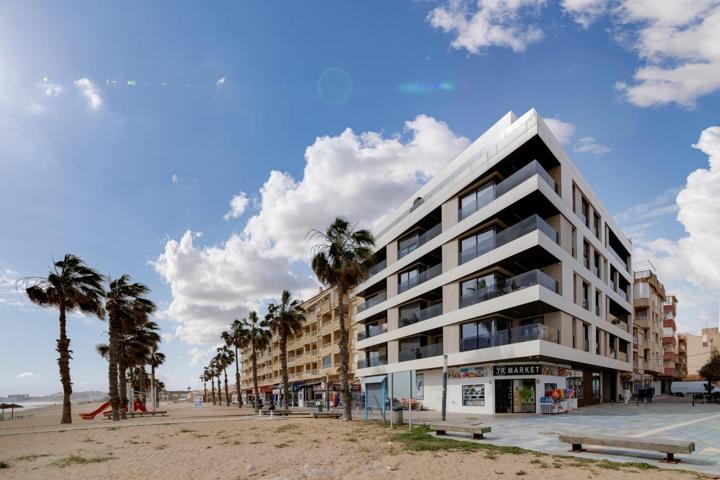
[372,397,720,475]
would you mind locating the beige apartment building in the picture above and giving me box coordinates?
[684,327,720,380]
[658,295,686,392]
[240,287,358,406]
[631,262,665,392]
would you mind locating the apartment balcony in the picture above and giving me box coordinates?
[663,351,676,361]
[399,303,443,328]
[461,323,559,352]
[608,245,628,270]
[459,215,559,265]
[357,323,388,341]
[664,367,677,377]
[459,269,559,309]
[663,318,677,330]
[357,356,388,369]
[635,316,649,329]
[399,343,443,362]
[398,223,442,259]
[357,291,387,313]
[458,160,557,221]
[663,336,676,346]
[618,352,628,362]
[398,263,442,293]
[367,258,387,277]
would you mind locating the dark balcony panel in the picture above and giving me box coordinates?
[357,323,388,341]
[399,343,443,362]
[398,223,442,259]
[459,270,558,309]
[357,356,387,369]
[398,263,442,293]
[357,291,387,313]
[399,303,443,328]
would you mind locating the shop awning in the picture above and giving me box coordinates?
[360,375,386,384]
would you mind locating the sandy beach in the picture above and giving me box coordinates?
[0,402,714,480]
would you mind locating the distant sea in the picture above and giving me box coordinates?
[15,402,58,411]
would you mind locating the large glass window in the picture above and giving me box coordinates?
[462,384,485,406]
[398,232,420,258]
[398,268,419,292]
[460,317,509,351]
[459,180,495,219]
[399,302,422,327]
[461,273,496,299]
[459,228,495,264]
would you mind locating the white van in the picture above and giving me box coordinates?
[671,381,720,396]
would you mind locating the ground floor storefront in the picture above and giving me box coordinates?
[242,378,361,407]
[361,360,625,415]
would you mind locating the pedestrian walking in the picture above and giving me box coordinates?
[623,387,632,405]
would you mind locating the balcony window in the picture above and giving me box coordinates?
[459,228,495,265]
[399,268,419,291]
[582,282,590,310]
[593,213,601,239]
[398,232,420,258]
[581,198,590,227]
[460,269,559,309]
[398,263,442,293]
[461,273,498,303]
[460,317,509,351]
[459,180,495,221]
[583,240,590,269]
[398,302,443,327]
[399,338,443,361]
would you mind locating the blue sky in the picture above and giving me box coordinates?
[1,0,719,395]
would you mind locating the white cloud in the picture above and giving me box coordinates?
[172,174,179,184]
[427,0,546,54]
[615,186,681,225]
[153,115,470,344]
[573,136,611,156]
[27,102,46,115]
[161,333,174,344]
[0,268,27,308]
[74,78,103,110]
[223,192,249,221]
[39,82,63,98]
[630,126,720,333]
[561,0,609,27]
[216,76,227,86]
[17,371,34,379]
[189,346,216,366]
[613,0,720,108]
[544,118,576,145]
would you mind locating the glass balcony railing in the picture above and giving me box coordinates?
[357,291,387,313]
[398,223,442,259]
[608,246,628,269]
[460,323,558,352]
[458,160,557,221]
[399,303,444,328]
[459,215,558,265]
[357,355,387,369]
[399,343,443,362]
[367,258,387,277]
[459,269,559,309]
[398,263,442,293]
[357,323,388,341]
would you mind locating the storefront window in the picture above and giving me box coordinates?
[566,370,584,400]
[592,372,601,399]
[513,379,536,413]
[462,384,485,406]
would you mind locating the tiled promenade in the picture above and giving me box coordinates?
[370,396,720,475]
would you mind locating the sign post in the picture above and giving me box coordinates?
[441,355,447,422]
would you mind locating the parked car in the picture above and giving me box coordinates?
[671,381,720,396]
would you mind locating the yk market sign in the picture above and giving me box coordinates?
[493,364,541,376]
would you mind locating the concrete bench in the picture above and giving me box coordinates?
[558,434,695,463]
[103,410,168,419]
[312,412,342,419]
[425,422,491,440]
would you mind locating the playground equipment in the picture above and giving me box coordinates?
[79,398,148,420]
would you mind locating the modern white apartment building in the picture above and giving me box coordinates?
[353,109,633,414]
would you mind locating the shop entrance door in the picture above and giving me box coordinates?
[495,380,513,413]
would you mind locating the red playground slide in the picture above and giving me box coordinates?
[80,399,147,419]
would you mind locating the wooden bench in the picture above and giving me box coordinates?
[425,422,491,440]
[558,434,695,463]
[103,410,168,419]
[312,412,342,419]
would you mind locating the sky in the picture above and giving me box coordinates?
[1,0,719,396]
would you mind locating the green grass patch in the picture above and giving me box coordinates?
[13,453,51,462]
[51,454,114,468]
[391,426,483,452]
[622,462,659,471]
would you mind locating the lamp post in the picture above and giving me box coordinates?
[441,355,448,422]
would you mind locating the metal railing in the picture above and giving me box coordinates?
[459,270,559,309]
[357,290,387,313]
[367,258,387,277]
[398,223,442,259]
[357,356,388,369]
[459,215,558,265]
[398,263,442,293]
[399,303,443,328]
[460,323,558,351]
[399,343,443,362]
[458,160,557,221]
[357,323,388,341]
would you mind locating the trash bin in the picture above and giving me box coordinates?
[317,403,324,412]
[391,406,403,424]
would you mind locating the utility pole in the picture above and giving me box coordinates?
[441,355,448,422]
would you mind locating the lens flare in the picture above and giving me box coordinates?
[317,67,353,106]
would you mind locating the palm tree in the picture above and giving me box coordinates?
[310,217,375,420]
[24,254,105,424]
[266,290,304,410]
[104,275,155,420]
[241,311,271,411]
[216,346,234,406]
[148,348,165,410]
[155,380,165,406]
[200,373,208,403]
[210,358,222,405]
[206,365,217,405]
[222,319,248,408]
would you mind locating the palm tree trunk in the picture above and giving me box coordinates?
[337,290,352,420]
[280,333,290,410]
[234,346,242,408]
[217,375,222,404]
[57,303,73,424]
[118,357,128,419]
[108,315,121,421]
[203,381,207,403]
[151,365,156,410]
[224,368,230,406]
[252,346,260,412]
[210,376,216,405]
[140,366,148,406]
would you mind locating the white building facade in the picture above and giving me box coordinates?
[353,109,633,414]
